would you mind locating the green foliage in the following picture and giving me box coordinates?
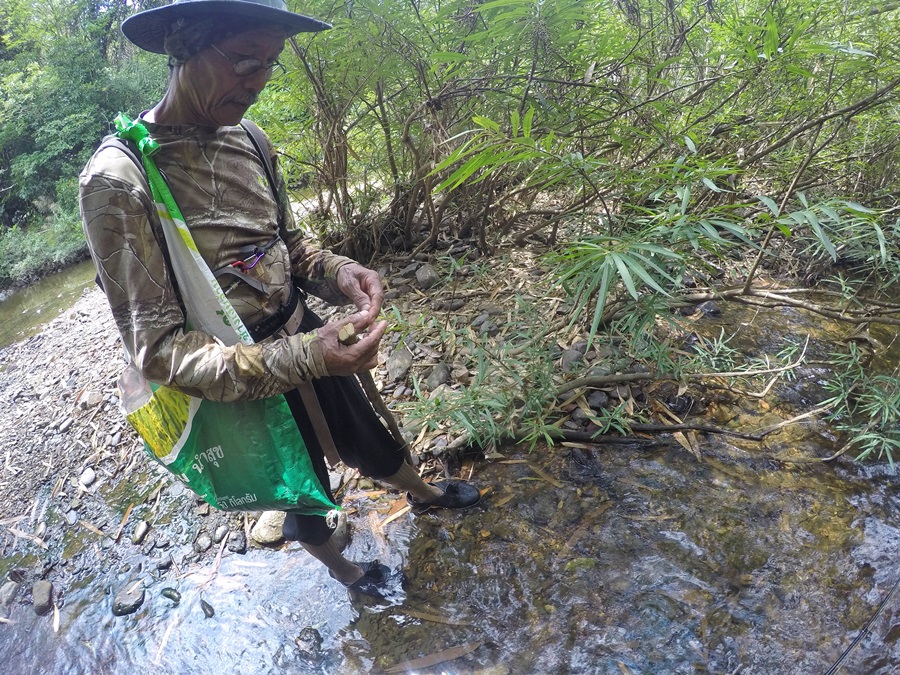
[0,0,166,285]
[822,343,900,467]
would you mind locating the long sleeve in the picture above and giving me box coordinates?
[79,125,343,402]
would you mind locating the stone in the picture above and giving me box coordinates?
[227,530,247,554]
[132,520,150,545]
[587,390,609,410]
[79,391,104,410]
[112,583,145,616]
[425,363,452,390]
[250,511,286,545]
[387,347,414,382]
[58,419,73,433]
[434,298,465,311]
[398,263,420,278]
[0,581,20,608]
[194,534,213,553]
[560,349,583,372]
[326,510,350,552]
[213,525,229,544]
[32,580,53,616]
[697,300,721,316]
[328,471,342,493]
[64,510,78,526]
[79,467,96,487]
[415,263,440,290]
[295,626,323,659]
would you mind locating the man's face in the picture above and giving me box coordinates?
[175,26,286,127]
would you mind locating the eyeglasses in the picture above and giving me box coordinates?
[210,44,286,79]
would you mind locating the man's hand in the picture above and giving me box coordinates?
[317,316,387,376]
[336,263,384,329]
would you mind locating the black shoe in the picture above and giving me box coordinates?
[406,480,481,512]
[330,560,391,598]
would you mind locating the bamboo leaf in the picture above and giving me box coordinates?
[701,177,721,193]
[523,106,535,138]
[757,195,781,216]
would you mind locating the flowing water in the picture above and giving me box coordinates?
[1,286,899,673]
[0,260,97,350]
[2,439,898,673]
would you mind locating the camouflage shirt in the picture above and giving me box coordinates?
[79,119,355,402]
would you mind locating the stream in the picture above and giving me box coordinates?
[1,274,898,673]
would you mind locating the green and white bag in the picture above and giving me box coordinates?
[113,114,333,515]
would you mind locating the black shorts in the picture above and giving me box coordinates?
[281,304,405,545]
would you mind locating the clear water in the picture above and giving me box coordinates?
[0,259,97,350]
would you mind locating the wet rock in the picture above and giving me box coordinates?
[58,418,73,434]
[79,467,96,487]
[112,583,145,616]
[250,511,285,545]
[227,530,247,554]
[200,598,215,618]
[32,580,53,616]
[0,581,20,609]
[213,524,229,544]
[697,300,721,316]
[387,347,414,382]
[132,520,150,545]
[154,557,173,572]
[64,510,78,526]
[161,588,181,606]
[295,626,323,659]
[166,481,187,498]
[35,522,46,539]
[415,263,440,290]
[194,533,213,553]
[327,510,349,552]
[425,363,451,390]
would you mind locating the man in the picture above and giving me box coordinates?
[80,0,479,598]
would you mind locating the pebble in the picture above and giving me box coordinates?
[250,511,285,545]
[79,467,96,487]
[387,347,414,382]
[227,530,247,554]
[32,580,53,616]
[415,263,440,289]
[132,520,150,545]
[64,510,78,526]
[0,581,20,609]
[213,524,229,544]
[58,419,73,433]
[425,363,452,390]
[194,533,212,553]
[112,583,145,616]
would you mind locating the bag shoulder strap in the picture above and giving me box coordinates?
[239,119,284,226]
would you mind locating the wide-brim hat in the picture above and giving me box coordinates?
[122,0,331,54]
